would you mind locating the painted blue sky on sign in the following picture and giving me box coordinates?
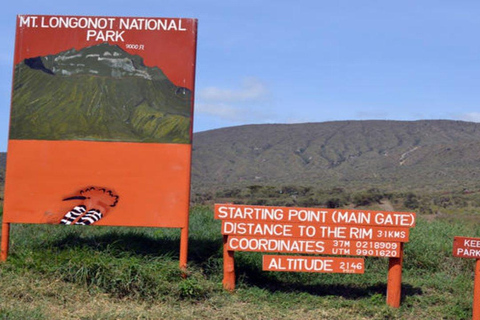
[1,0,479,151]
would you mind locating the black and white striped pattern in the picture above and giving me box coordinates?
[76,209,103,225]
[60,205,86,225]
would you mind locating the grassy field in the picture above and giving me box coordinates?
[0,205,479,319]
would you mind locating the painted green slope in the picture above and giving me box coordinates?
[10,48,191,144]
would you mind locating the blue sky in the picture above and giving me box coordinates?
[1,1,480,151]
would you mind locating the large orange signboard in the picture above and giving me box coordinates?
[4,15,197,229]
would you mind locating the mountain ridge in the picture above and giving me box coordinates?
[2,119,479,196]
[191,119,480,192]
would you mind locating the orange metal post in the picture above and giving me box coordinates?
[179,227,189,272]
[223,235,235,291]
[1,222,10,262]
[387,242,404,308]
[473,259,480,320]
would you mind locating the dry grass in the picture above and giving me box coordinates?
[0,268,372,320]
[0,207,479,319]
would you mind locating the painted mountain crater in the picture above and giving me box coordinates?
[10,43,192,144]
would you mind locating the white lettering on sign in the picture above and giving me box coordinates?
[464,239,480,248]
[217,206,284,221]
[374,213,414,226]
[335,211,371,224]
[287,209,327,222]
[226,236,401,257]
[228,237,325,254]
[39,16,116,29]
[18,15,191,43]
[333,210,415,227]
[457,248,480,257]
[19,16,38,28]
[215,204,416,227]
[267,257,286,270]
[268,257,334,272]
[119,18,187,31]
[350,227,373,239]
[332,248,351,255]
[263,255,365,273]
[377,229,407,239]
[223,221,409,242]
[223,221,293,237]
[319,226,347,238]
[86,30,125,42]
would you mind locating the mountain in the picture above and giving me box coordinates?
[0,153,5,170]
[2,120,480,197]
[191,120,480,192]
[9,43,192,143]
[0,152,5,203]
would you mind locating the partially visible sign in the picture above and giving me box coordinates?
[263,255,364,274]
[453,236,480,320]
[453,237,480,259]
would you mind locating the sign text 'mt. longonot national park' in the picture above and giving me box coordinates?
[2,14,197,264]
[19,16,189,41]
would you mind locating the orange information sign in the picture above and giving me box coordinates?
[217,203,415,308]
[226,235,401,257]
[221,220,410,242]
[4,15,197,228]
[453,237,480,259]
[263,255,364,274]
[215,204,416,227]
[2,15,198,267]
[453,236,480,320]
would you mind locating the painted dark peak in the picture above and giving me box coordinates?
[24,57,54,75]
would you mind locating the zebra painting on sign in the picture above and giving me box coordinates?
[60,187,119,225]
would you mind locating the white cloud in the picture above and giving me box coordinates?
[355,110,390,120]
[284,116,312,124]
[456,112,480,123]
[195,103,245,121]
[195,77,272,125]
[198,77,269,103]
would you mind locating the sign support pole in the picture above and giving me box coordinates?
[1,222,10,261]
[386,242,404,308]
[473,259,480,320]
[223,235,235,291]
[179,227,189,272]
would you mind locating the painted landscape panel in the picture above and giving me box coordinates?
[4,15,197,228]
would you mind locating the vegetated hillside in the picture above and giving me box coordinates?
[191,120,480,193]
[10,43,192,144]
[0,152,5,204]
[0,152,5,170]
